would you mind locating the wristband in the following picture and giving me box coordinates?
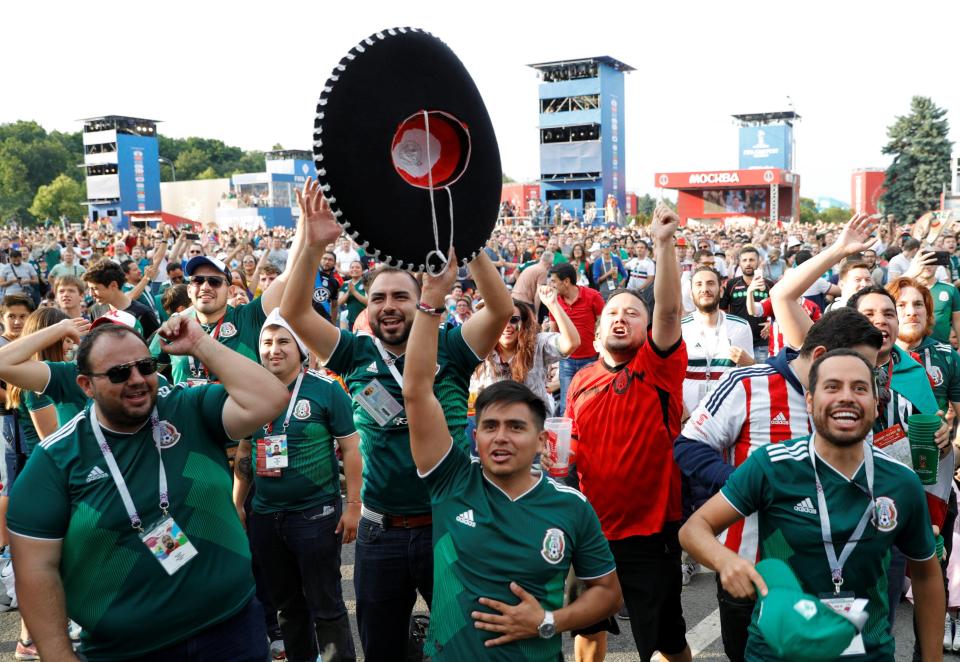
[416,301,445,316]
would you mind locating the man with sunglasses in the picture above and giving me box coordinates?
[149,212,307,386]
[6,314,289,661]
[680,349,945,661]
[83,259,160,340]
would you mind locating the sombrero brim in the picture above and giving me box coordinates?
[313,28,501,272]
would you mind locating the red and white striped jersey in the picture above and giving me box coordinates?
[758,298,821,355]
[680,355,810,561]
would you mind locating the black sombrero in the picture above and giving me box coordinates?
[313,27,501,273]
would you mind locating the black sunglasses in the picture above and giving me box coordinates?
[508,315,522,326]
[87,358,158,384]
[189,275,226,288]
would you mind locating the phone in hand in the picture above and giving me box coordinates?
[934,251,952,267]
[185,232,200,242]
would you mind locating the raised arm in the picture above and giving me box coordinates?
[0,318,89,392]
[539,284,580,357]
[260,213,305,313]
[167,233,188,265]
[771,213,878,349]
[650,203,682,350]
[402,255,460,474]
[126,263,158,302]
[280,178,343,363]
[158,315,288,440]
[461,251,514,357]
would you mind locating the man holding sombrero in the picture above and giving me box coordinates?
[282,179,512,658]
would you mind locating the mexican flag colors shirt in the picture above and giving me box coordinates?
[7,384,254,661]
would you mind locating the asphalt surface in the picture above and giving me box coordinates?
[0,547,947,661]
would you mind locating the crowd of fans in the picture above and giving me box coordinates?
[1,195,960,662]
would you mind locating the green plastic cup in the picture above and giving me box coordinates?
[907,414,940,485]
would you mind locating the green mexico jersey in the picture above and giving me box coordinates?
[338,279,367,330]
[122,282,158,316]
[721,437,935,661]
[42,361,170,426]
[422,445,615,661]
[913,337,960,412]
[7,385,254,661]
[930,282,960,344]
[149,299,267,384]
[251,370,356,514]
[325,327,480,515]
[20,391,53,456]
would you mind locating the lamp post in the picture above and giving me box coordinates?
[158,157,176,182]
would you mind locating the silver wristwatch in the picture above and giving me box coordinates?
[537,610,556,639]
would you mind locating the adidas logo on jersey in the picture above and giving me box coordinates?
[793,497,817,514]
[770,412,788,426]
[86,466,108,483]
[366,362,378,373]
[455,509,476,528]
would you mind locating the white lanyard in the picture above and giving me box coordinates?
[807,435,875,593]
[265,370,305,435]
[90,405,169,532]
[372,337,404,388]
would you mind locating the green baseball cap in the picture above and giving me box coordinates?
[754,559,860,661]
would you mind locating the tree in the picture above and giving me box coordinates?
[881,96,953,223]
[501,173,515,183]
[197,166,220,180]
[819,207,850,224]
[28,174,86,221]
[636,194,657,218]
[0,151,32,221]
[798,197,818,224]
[174,147,213,181]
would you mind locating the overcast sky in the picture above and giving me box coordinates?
[5,0,959,202]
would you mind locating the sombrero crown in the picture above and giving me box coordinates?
[313,27,501,273]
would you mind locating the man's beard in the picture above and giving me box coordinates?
[812,404,873,448]
[898,325,925,347]
[741,266,755,277]
[370,315,412,347]
[694,296,719,314]
[97,387,157,429]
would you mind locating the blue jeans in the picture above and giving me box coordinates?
[558,355,597,416]
[248,500,355,662]
[104,598,268,662]
[354,516,433,662]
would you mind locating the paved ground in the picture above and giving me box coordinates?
[0,546,949,660]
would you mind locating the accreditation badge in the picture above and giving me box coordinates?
[872,424,911,466]
[263,434,288,469]
[140,516,198,576]
[355,380,403,426]
[256,437,283,477]
[817,592,868,656]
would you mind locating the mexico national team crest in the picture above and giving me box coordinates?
[157,420,181,449]
[293,399,312,420]
[541,528,565,564]
[219,322,238,338]
[873,496,898,532]
[927,365,944,387]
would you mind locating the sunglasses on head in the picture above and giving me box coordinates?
[189,275,226,288]
[87,358,158,384]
